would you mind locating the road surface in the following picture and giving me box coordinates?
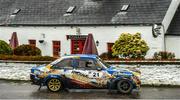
[0,80,180,99]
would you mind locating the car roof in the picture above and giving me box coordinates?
[61,54,98,59]
[50,54,98,65]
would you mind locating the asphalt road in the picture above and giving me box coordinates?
[0,80,180,99]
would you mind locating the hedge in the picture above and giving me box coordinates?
[0,55,56,61]
[14,45,41,56]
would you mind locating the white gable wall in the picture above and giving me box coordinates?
[162,0,180,59]
[0,26,164,58]
[165,36,180,58]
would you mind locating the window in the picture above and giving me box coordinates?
[53,59,73,69]
[12,9,21,15]
[29,40,36,47]
[66,6,76,13]
[107,43,114,52]
[76,59,97,70]
[121,5,129,11]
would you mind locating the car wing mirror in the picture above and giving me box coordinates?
[52,65,58,69]
[97,67,102,71]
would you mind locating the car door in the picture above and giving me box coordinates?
[66,58,91,89]
[83,59,109,89]
[50,58,74,88]
[72,58,109,89]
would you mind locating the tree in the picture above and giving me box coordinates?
[112,33,149,59]
[0,40,13,55]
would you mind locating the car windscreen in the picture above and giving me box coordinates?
[97,57,110,68]
[50,58,62,65]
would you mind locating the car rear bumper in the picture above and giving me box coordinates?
[132,86,141,94]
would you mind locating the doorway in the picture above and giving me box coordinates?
[71,39,85,54]
[52,41,61,57]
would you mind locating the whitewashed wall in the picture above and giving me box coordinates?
[0,26,164,58]
[165,36,180,58]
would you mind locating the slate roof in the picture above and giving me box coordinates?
[0,0,172,26]
[167,4,180,35]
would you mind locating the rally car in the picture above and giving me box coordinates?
[30,54,141,94]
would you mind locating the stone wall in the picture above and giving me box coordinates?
[0,62,180,86]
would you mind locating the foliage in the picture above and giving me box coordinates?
[14,45,41,56]
[0,40,13,55]
[0,55,56,61]
[99,51,118,60]
[153,51,175,60]
[112,32,149,59]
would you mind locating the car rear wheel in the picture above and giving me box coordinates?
[47,78,63,92]
[117,79,133,94]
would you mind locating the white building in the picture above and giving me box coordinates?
[0,0,180,58]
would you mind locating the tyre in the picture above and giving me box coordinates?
[117,79,133,94]
[47,78,63,92]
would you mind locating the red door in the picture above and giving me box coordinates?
[53,41,61,57]
[71,39,85,54]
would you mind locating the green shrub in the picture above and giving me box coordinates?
[112,32,149,59]
[0,40,13,55]
[153,51,175,60]
[99,51,118,60]
[14,45,41,56]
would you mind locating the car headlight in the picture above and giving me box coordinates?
[133,72,141,78]
[34,70,44,77]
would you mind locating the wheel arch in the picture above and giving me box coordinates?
[115,77,135,94]
[110,77,134,89]
[44,74,65,86]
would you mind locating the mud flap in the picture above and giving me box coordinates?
[38,78,43,90]
[108,79,115,93]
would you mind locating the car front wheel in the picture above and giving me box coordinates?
[117,79,133,94]
[47,78,63,92]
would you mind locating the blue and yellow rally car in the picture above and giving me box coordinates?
[30,54,141,94]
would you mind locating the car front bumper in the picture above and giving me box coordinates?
[30,73,42,85]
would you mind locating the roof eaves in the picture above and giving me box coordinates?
[0,23,161,27]
[165,34,180,36]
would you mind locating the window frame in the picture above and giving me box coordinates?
[74,58,99,70]
[51,58,73,70]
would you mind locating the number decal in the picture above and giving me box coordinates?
[93,72,99,77]
[93,72,96,77]
[97,73,99,77]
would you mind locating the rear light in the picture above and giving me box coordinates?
[133,75,141,85]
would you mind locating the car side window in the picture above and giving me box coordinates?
[76,59,97,70]
[52,59,73,69]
